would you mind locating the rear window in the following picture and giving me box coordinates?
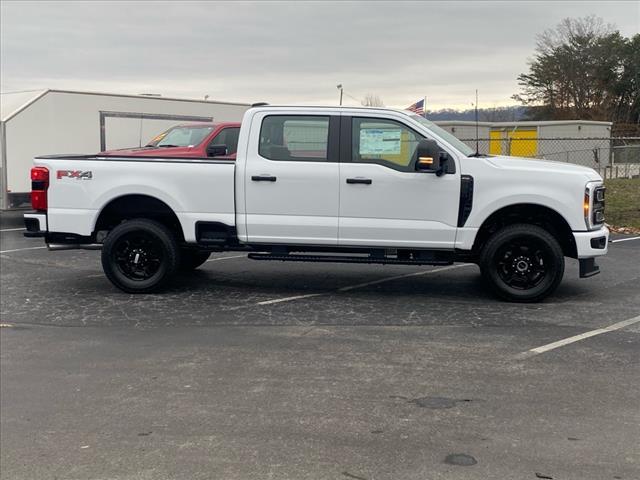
[259,115,329,161]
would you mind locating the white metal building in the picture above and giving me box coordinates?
[487,120,612,161]
[0,89,250,209]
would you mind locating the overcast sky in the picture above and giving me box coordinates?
[1,1,638,110]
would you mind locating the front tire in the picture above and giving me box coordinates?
[479,224,564,302]
[101,219,180,293]
[179,250,210,271]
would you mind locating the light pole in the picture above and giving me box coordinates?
[336,84,343,106]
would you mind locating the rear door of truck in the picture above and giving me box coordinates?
[243,112,341,245]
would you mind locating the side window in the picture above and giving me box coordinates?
[209,127,240,155]
[259,115,329,161]
[352,118,423,171]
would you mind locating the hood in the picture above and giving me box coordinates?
[485,155,602,181]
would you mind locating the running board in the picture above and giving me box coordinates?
[247,253,453,266]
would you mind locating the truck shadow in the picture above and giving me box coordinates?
[173,267,478,302]
[171,265,593,306]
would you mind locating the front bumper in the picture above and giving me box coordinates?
[573,225,609,258]
[23,212,47,237]
[573,225,609,279]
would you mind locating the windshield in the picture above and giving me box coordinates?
[410,115,475,156]
[147,125,214,147]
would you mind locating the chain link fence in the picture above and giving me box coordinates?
[459,137,640,178]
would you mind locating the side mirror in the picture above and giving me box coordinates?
[416,139,440,172]
[416,139,449,176]
[206,144,228,157]
[437,151,450,176]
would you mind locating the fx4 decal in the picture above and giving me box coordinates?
[57,170,93,180]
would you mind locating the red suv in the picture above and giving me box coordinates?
[101,122,241,159]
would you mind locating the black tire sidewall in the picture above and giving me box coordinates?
[179,250,211,271]
[480,224,565,302]
[101,219,180,293]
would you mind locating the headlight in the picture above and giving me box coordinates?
[584,182,605,230]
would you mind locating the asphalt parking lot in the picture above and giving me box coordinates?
[1,211,639,480]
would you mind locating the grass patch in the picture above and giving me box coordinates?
[604,178,640,230]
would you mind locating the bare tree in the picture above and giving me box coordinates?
[361,93,385,107]
[535,15,614,55]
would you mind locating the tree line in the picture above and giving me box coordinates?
[513,16,639,128]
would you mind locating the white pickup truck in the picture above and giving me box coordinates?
[24,105,609,301]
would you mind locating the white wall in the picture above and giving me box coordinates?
[538,123,610,139]
[3,91,249,205]
[537,123,612,167]
[0,122,6,209]
[436,124,491,140]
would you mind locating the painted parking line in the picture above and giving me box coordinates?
[205,254,247,262]
[338,264,468,292]
[0,228,26,232]
[611,236,640,243]
[257,293,325,305]
[0,246,48,254]
[256,263,473,306]
[518,315,640,359]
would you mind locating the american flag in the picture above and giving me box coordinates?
[405,98,425,115]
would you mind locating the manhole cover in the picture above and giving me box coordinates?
[444,453,477,466]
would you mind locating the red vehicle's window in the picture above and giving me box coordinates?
[208,127,240,155]
[147,126,214,148]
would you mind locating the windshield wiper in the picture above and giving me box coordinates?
[157,144,180,148]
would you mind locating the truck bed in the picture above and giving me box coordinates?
[32,154,236,242]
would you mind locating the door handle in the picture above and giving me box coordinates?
[251,175,277,182]
[346,178,372,185]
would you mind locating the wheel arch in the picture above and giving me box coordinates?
[93,194,185,241]
[472,203,577,258]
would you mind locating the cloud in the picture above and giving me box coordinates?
[1,1,638,109]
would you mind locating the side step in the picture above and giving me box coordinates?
[247,253,453,266]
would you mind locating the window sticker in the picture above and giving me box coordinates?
[359,128,401,155]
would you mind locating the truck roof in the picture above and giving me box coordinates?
[172,121,241,128]
[248,105,415,117]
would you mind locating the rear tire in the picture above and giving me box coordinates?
[179,250,210,271]
[101,219,180,293]
[479,224,564,302]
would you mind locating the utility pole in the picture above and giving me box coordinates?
[475,89,479,156]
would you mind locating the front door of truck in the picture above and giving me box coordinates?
[244,114,340,245]
[338,116,460,249]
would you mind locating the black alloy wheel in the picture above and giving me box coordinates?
[495,237,549,290]
[480,224,565,302]
[101,219,180,293]
[113,231,163,280]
